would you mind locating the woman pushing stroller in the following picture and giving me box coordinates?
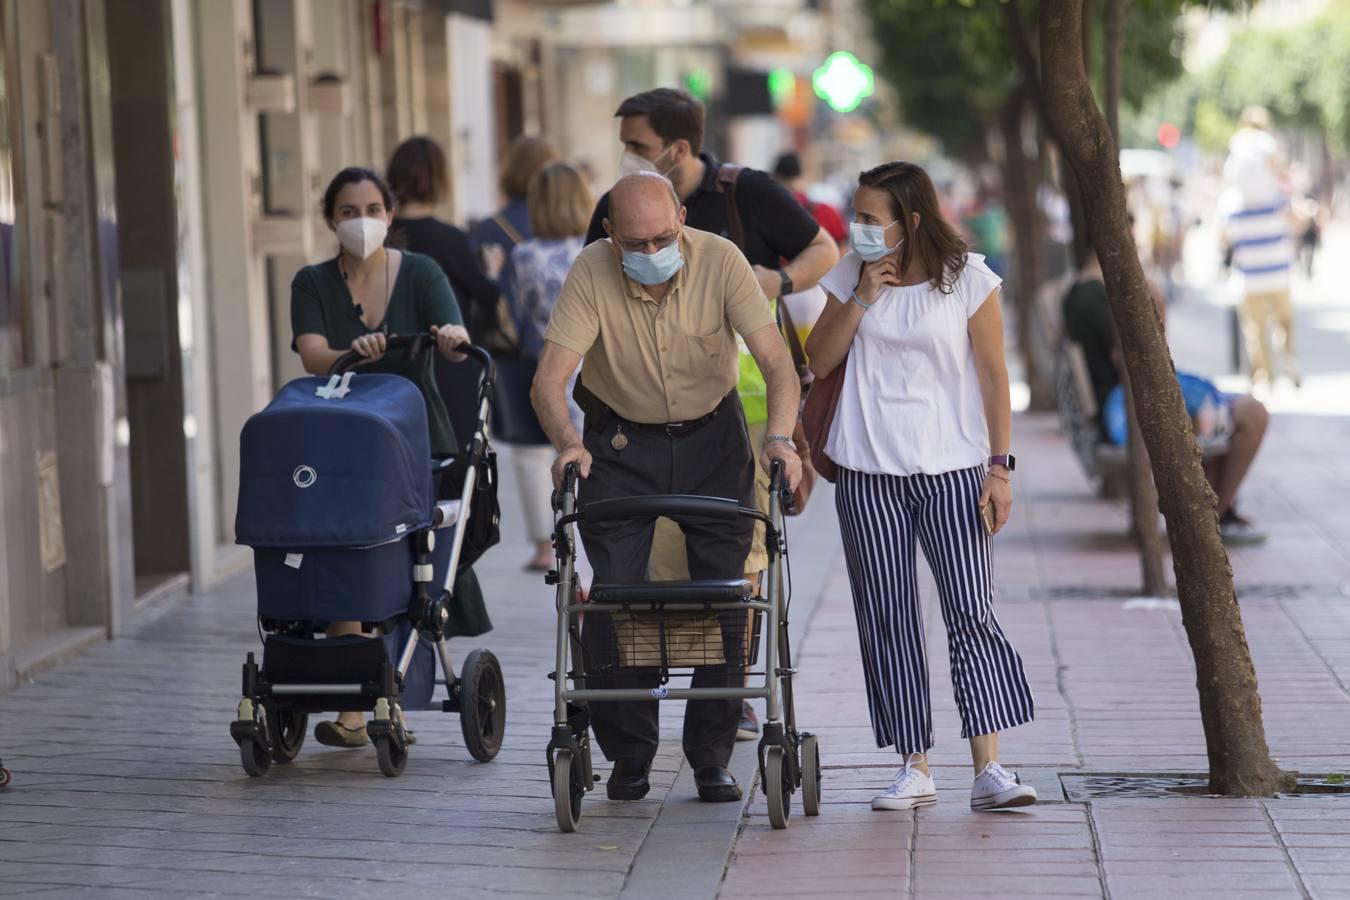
[288,166,489,748]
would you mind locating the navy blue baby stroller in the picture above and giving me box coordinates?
[230,335,505,777]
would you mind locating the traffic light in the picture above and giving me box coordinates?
[812,51,874,113]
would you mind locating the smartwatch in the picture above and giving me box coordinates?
[777,269,794,297]
[988,454,1016,471]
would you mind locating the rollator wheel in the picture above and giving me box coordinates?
[267,709,308,764]
[240,737,271,777]
[765,745,791,829]
[552,748,584,833]
[459,648,506,762]
[800,734,822,817]
[375,735,408,777]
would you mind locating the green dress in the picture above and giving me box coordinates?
[290,250,491,637]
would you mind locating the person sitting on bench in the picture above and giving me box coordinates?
[1062,252,1269,545]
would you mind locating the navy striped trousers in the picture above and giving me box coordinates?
[836,466,1034,755]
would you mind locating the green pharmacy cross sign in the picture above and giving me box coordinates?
[812,51,874,113]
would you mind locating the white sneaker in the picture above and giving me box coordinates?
[871,754,937,811]
[970,762,1038,810]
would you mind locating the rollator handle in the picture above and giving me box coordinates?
[562,462,580,496]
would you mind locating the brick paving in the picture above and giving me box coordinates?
[721,409,1350,900]
[5,237,1350,896]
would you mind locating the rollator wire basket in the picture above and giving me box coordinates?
[589,602,762,672]
[543,461,822,833]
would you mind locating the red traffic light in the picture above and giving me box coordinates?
[1157,122,1180,149]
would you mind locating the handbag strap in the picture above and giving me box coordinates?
[778,300,808,373]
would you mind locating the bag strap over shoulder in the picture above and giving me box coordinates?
[715,164,746,253]
[492,213,525,247]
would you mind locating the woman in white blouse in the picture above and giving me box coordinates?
[806,161,1036,813]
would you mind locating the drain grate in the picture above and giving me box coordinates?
[1061,773,1350,801]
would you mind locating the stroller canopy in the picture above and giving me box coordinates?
[236,374,434,548]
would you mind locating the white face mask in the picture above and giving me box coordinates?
[335,216,388,260]
[619,145,675,179]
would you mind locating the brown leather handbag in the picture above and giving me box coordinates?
[801,356,848,483]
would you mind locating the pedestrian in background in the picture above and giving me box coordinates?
[469,135,559,340]
[585,88,838,742]
[1221,106,1299,388]
[386,136,501,343]
[772,150,848,252]
[506,162,593,571]
[806,161,1037,813]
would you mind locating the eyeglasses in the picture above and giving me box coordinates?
[615,231,679,253]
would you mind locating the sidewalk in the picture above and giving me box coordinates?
[721,410,1350,899]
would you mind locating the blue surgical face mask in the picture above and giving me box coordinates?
[621,239,684,285]
[849,220,901,262]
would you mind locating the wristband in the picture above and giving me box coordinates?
[850,291,875,309]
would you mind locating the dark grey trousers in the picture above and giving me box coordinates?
[578,396,755,769]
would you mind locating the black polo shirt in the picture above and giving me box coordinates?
[584,153,820,269]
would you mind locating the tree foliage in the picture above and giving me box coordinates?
[1126,9,1350,154]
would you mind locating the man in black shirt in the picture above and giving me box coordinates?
[585,89,836,296]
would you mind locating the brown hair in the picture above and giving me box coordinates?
[499,136,560,200]
[387,136,448,206]
[321,167,394,221]
[857,161,968,294]
[527,163,594,240]
[614,88,705,156]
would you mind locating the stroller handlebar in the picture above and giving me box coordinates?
[328,333,496,382]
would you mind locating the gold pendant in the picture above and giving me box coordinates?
[611,427,629,451]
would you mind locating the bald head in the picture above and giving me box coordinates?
[605,172,685,250]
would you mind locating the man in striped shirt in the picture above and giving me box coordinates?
[1222,106,1299,388]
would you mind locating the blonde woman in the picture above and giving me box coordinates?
[507,163,594,570]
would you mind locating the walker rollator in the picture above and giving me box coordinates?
[545,459,820,831]
[230,334,505,778]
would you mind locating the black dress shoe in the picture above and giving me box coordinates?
[606,758,651,801]
[694,765,742,803]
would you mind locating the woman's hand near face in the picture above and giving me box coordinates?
[351,332,387,361]
[433,323,470,361]
[979,470,1013,535]
[856,255,898,304]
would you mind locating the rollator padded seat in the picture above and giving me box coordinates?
[589,579,753,605]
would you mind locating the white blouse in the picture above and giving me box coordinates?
[817,252,1002,478]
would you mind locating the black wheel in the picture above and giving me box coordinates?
[240,737,271,777]
[459,648,506,762]
[801,734,822,817]
[375,735,407,777]
[0,766,11,789]
[267,709,308,764]
[765,745,791,829]
[552,748,584,832]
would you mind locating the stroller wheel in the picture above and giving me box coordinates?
[375,735,408,777]
[267,709,308,764]
[0,766,11,789]
[765,745,791,830]
[552,748,584,832]
[800,734,822,817]
[240,736,272,778]
[459,648,506,762]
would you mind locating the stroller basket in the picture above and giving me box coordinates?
[586,603,763,672]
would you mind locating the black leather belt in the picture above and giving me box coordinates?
[574,380,731,438]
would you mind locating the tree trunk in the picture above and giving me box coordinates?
[1102,0,1167,594]
[1000,85,1054,411]
[1038,0,1292,798]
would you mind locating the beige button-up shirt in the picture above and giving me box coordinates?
[544,227,776,424]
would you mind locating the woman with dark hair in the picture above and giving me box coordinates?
[387,136,501,340]
[806,161,1036,813]
[291,166,484,749]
